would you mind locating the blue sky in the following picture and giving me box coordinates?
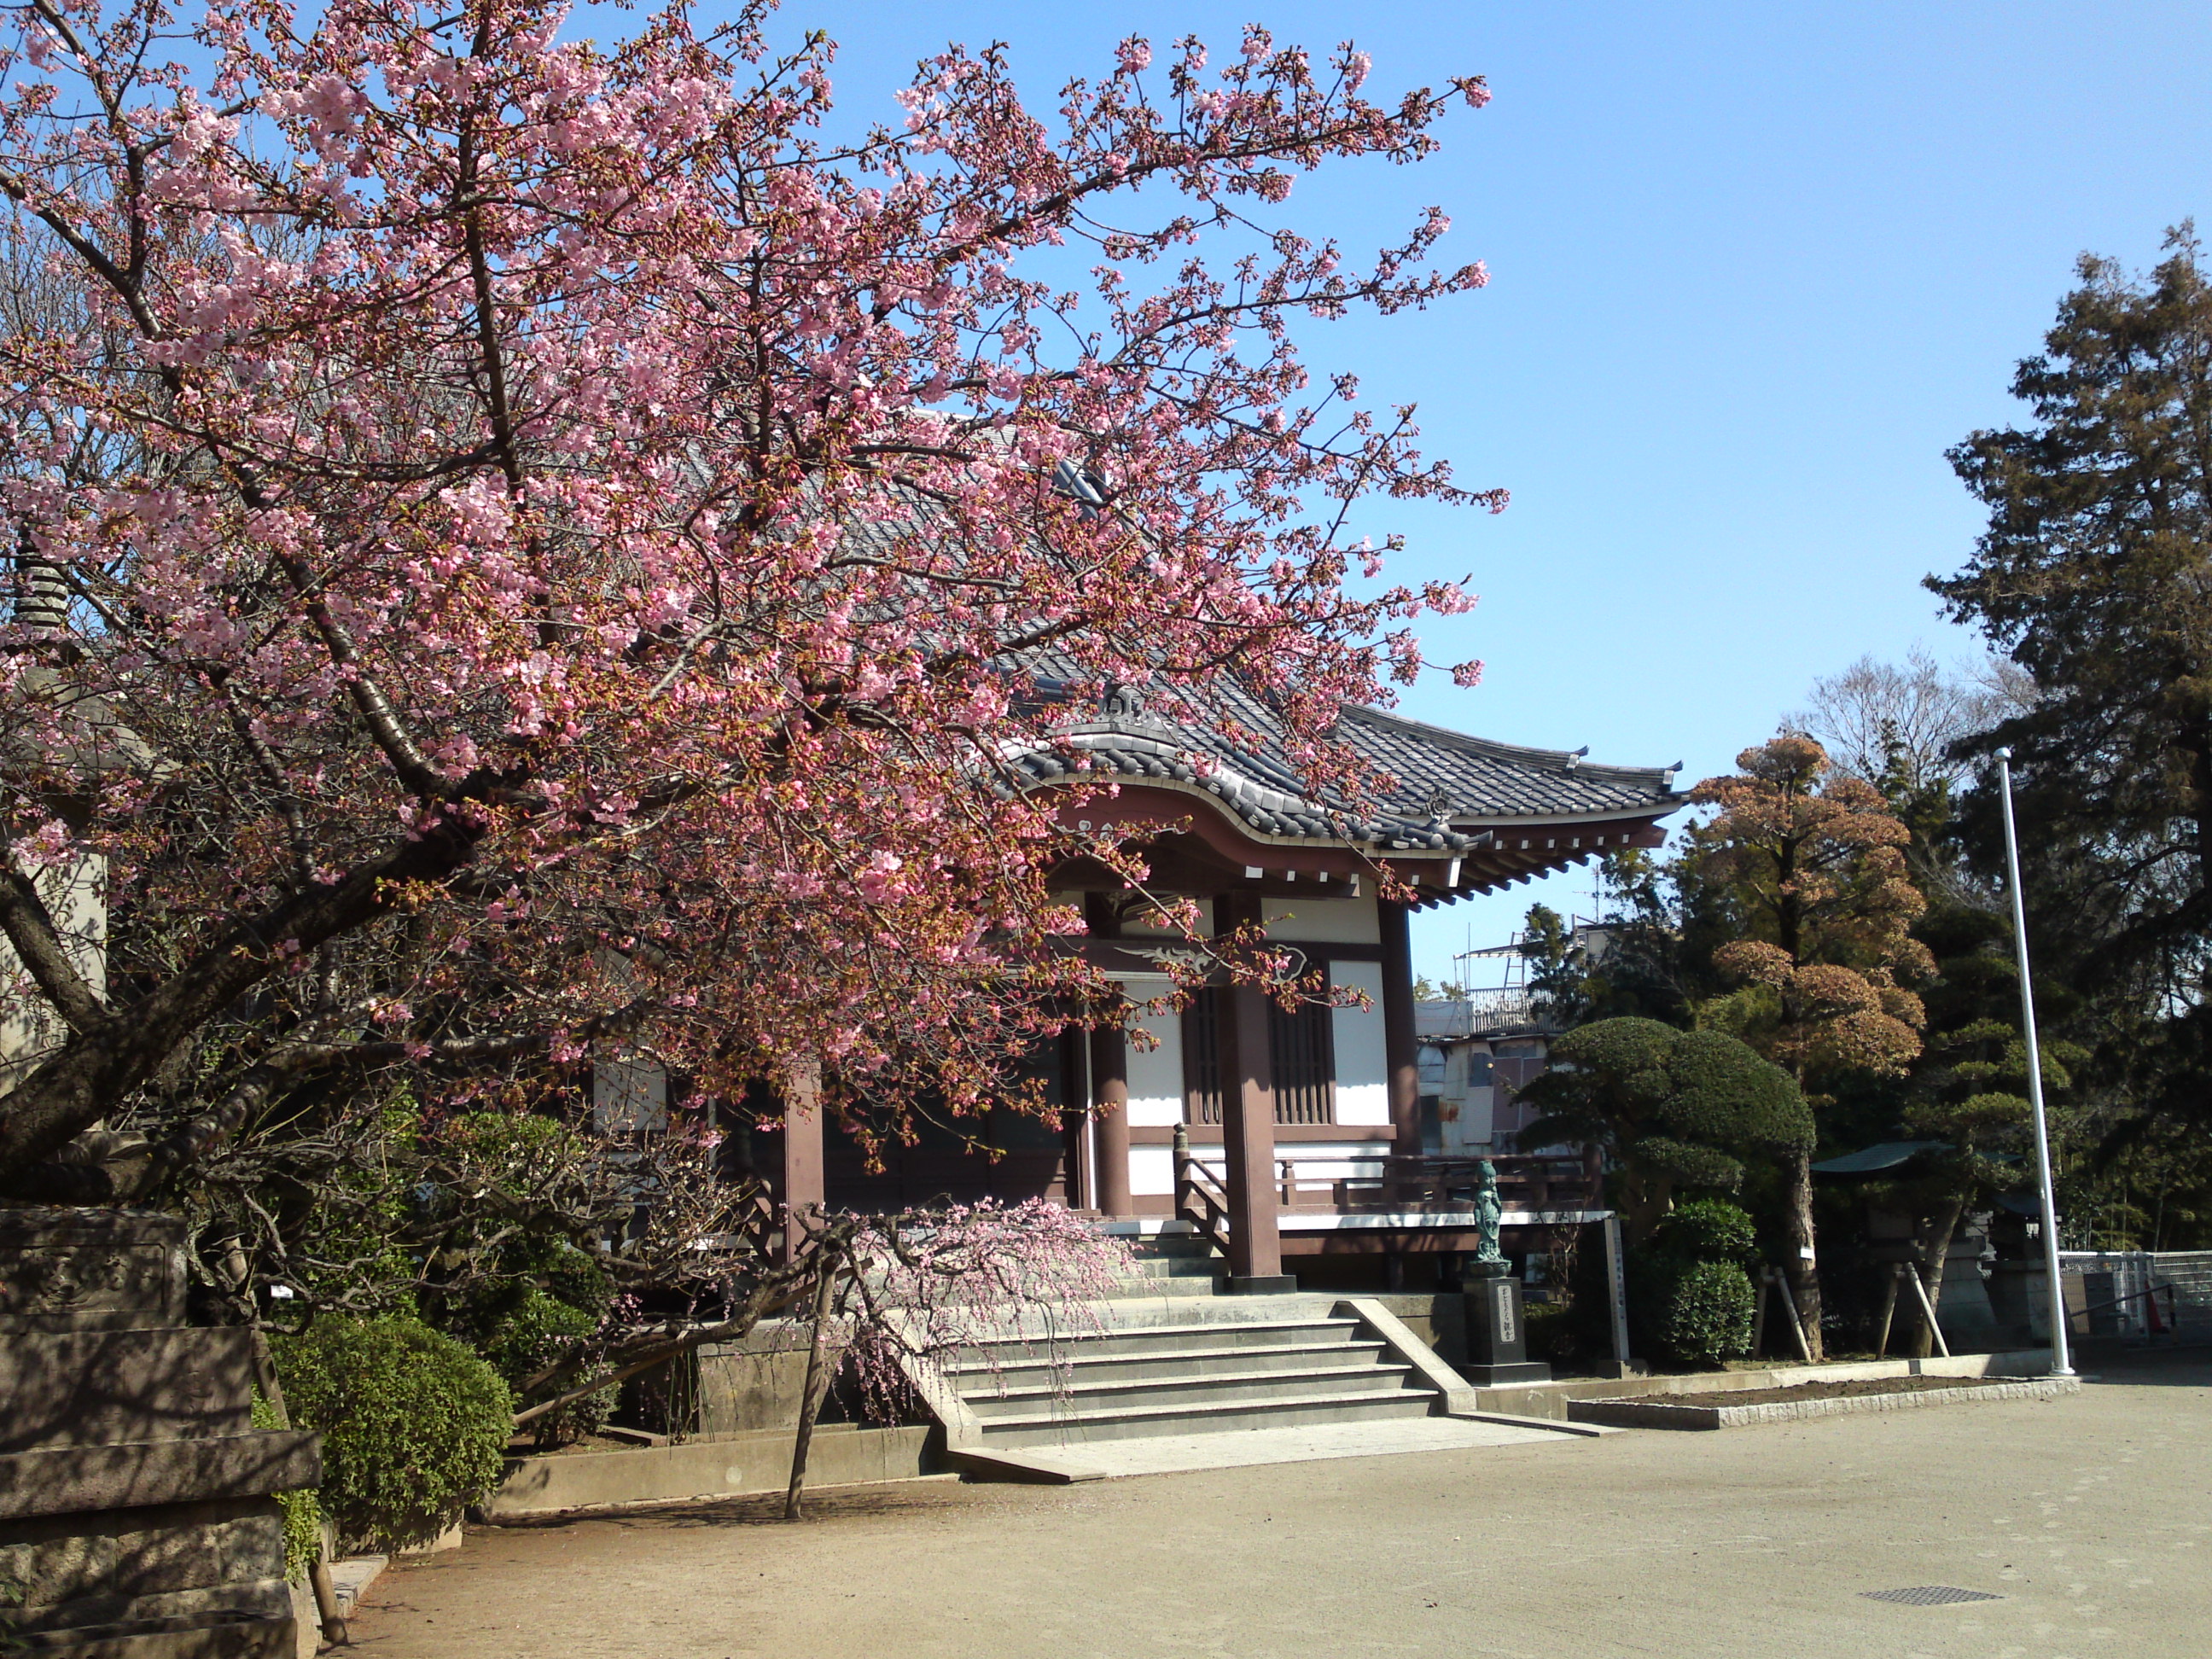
[728,0,2212,981]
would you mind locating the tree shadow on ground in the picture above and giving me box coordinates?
[485,1476,1000,1534]
[2074,1347,2212,1387]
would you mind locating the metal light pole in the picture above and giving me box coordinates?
[1994,747,2074,1377]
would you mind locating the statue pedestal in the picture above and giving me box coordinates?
[1462,1268,1551,1387]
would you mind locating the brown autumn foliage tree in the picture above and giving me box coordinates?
[1687,735,1932,1359]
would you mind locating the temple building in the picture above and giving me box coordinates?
[778,678,1685,1291]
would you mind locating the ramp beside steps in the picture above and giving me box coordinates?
[911,1226,1592,1481]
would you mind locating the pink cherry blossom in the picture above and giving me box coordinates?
[0,0,1500,1178]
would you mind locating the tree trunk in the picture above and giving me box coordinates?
[783,1257,842,1522]
[1620,1168,1674,1245]
[1912,1197,1966,1359]
[1783,1148,1823,1362]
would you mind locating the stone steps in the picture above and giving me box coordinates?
[954,1315,1363,1365]
[946,1336,1389,1386]
[934,1229,1452,1455]
[963,1359,1417,1417]
[972,1382,1441,1447]
[1099,1237,1225,1298]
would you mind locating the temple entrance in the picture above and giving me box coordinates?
[822,1040,1081,1211]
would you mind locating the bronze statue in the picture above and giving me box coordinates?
[1473,1158,1506,1266]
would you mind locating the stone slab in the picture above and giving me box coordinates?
[480,1424,935,1520]
[0,1576,290,1637]
[0,1209,186,1335]
[949,1415,1572,1482]
[0,1330,258,1452]
[0,1433,320,1522]
[1569,1375,2082,1430]
[1336,1297,1476,1415]
[0,1497,286,1601]
[325,1555,387,1615]
[1,1607,295,1658]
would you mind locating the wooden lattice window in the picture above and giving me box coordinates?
[1181,986,1336,1126]
[1269,997,1335,1126]
[1185,988,1222,1125]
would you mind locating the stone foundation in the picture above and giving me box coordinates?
[0,1209,318,1657]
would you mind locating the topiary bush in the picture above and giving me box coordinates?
[272,1316,515,1552]
[1629,1198,1762,1369]
[1650,1198,1759,1269]
[1656,1260,1756,1368]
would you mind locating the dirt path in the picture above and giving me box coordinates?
[347,1352,2212,1659]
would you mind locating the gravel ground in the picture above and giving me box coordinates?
[346,1349,2211,1659]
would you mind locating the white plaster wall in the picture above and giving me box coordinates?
[1262,895,1380,944]
[1329,959,1390,1126]
[1118,978,1187,1127]
[1129,1144,1177,1197]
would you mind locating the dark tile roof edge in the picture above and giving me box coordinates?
[1335,702,1677,791]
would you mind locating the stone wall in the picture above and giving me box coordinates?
[695,1330,817,1436]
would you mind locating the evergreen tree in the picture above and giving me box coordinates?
[1931,226,2212,1141]
[1516,1018,1812,1242]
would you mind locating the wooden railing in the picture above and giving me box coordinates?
[1266,1149,1602,1215]
[1171,1124,1233,1257]
[1172,1132,1602,1243]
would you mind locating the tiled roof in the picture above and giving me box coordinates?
[1005,675,1680,853]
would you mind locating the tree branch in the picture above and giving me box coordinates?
[0,861,105,1033]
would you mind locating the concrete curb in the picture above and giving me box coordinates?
[1569,1375,2082,1431]
[943,1445,1106,1484]
[1457,1410,1618,1438]
[1472,1348,2058,1420]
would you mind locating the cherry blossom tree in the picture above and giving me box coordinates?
[0,0,1496,1194]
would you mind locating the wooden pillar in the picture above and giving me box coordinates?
[1215,893,1288,1288]
[1379,898,1423,1160]
[1083,894,1134,1219]
[1090,1026,1133,1218]
[781,1058,825,1265]
[1056,1024,1093,1210]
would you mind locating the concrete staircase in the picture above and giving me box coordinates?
[923,1226,1525,1479]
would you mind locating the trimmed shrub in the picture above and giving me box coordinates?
[1656,1260,1756,1368]
[1660,1029,1813,1156]
[1650,1198,1759,1269]
[272,1316,514,1552]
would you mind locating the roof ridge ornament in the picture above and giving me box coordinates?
[1097,681,1154,725]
